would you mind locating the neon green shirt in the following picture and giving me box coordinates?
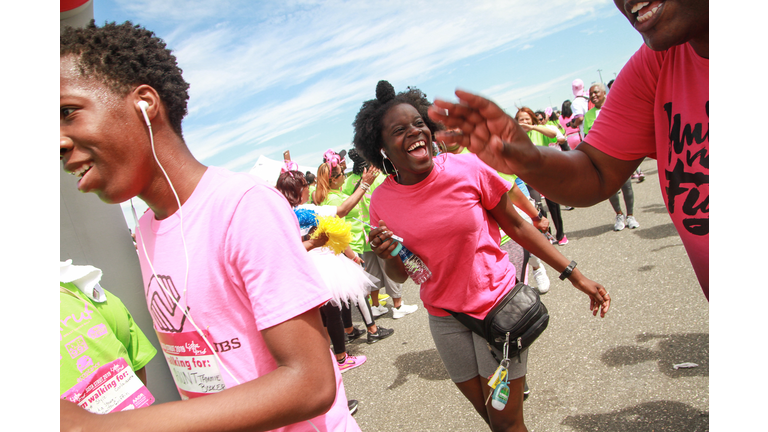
[60,282,156,395]
[583,107,601,136]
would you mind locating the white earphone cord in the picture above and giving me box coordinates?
[134,105,320,431]
[131,112,241,386]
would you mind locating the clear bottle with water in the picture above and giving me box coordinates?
[390,241,432,284]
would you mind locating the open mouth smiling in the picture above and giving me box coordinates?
[407,140,426,152]
[68,162,93,178]
[630,1,664,26]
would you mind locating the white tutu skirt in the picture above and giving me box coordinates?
[308,247,379,308]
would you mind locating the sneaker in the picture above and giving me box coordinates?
[345,326,365,343]
[367,327,394,344]
[348,399,359,416]
[337,354,367,373]
[557,235,568,246]
[626,215,640,229]
[532,267,550,294]
[614,214,625,231]
[370,304,388,317]
[392,302,418,319]
[563,206,575,211]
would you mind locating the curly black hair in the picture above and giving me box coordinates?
[352,80,443,174]
[347,147,369,175]
[61,20,190,136]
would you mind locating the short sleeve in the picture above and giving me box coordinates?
[105,291,157,371]
[470,156,512,210]
[585,45,661,160]
[225,185,330,330]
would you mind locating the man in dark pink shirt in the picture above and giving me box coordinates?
[429,0,709,299]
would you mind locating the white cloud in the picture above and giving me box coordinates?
[112,0,614,170]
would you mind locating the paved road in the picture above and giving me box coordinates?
[342,158,709,432]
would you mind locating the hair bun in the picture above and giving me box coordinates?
[376,80,396,103]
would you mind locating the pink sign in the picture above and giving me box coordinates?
[156,329,226,399]
[61,358,154,414]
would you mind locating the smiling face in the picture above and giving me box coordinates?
[590,85,607,108]
[380,103,434,185]
[613,0,709,54]
[516,111,534,126]
[329,165,346,190]
[60,55,156,204]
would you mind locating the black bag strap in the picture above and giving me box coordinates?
[443,308,486,341]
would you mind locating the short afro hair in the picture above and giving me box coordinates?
[61,20,190,136]
[352,80,443,174]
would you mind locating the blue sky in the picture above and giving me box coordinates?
[94,0,644,173]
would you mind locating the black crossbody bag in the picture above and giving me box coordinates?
[445,283,549,359]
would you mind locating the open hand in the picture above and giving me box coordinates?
[428,90,539,176]
[570,276,611,318]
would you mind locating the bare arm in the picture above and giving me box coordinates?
[507,184,548,233]
[303,231,329,251]
[519,123,557,138]
[61,308,337,432]
[488,193,610,317]
[335,168,379,217]
[428,90,643,206]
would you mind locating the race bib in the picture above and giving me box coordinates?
[156,329,227,399]
[61,358,154,413]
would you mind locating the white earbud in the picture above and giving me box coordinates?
[380,149,387,157]
[137,101,151,127]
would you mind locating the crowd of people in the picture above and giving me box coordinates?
[60,0,708,429]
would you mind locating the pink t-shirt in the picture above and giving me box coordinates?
[136,167,359,432]
[585,43,709,298]
[369,153,515,320]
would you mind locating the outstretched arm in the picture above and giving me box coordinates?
[488,192,610,317]
[428,90,643,206]
[61,308,337,432]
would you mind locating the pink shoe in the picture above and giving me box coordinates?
[557,235,569,246]
[337,354,367,373]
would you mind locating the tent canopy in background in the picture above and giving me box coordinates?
[248,155,315,186]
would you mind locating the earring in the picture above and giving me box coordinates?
[380,149,400,181]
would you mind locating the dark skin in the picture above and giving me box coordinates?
[367,103,609,432]
[60,57,338,431]
[428,91,643,208]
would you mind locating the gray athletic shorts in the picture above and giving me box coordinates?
[363,251,403,298]
[429,314,528,383]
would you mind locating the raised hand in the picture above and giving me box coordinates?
[428,90,540,176]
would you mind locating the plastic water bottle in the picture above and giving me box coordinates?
[390,241,432,284]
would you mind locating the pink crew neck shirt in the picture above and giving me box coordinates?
[369,153,515,320]
[136,167,359,432]
[585,42,709,298]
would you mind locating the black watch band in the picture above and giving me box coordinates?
[559,260,577,280]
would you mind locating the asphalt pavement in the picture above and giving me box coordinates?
[342,158,709,432]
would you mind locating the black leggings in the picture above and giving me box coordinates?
[320,302,346,355]
[342,297,375,328]
[529,188,565,241]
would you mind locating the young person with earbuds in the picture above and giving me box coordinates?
[60,21,359,432]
